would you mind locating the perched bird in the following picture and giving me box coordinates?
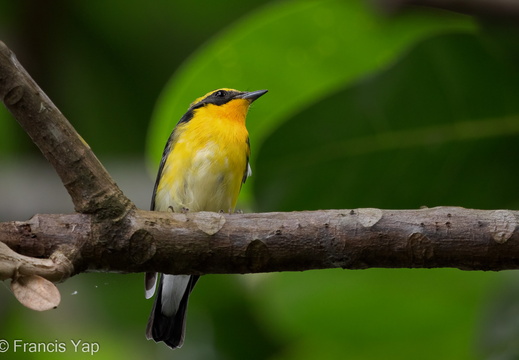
[145,88,268,349]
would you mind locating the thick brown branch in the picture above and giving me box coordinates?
[0,41,133,217]
[1,40,517,313]
[1,207,518,276]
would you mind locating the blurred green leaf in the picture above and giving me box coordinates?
[3,1,513,359]
[147,0,474,204]
[0,106,15,152]
[142,4,489,359]
[248,29,519,360]
[3,0,268,157]
[476,272,519,360]
[255,269,499,360]
[254,33,519,211]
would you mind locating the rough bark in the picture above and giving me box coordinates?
[1,207,518,278]
[1,38,518,311]
[0,41,133,218]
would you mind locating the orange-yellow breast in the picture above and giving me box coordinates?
[155,99,251,213]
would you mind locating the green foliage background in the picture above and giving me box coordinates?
[1,1,519,359]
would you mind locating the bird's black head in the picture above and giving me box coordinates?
[178,88,268,124]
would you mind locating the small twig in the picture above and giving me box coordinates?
[376,0,519,21]
[0,242,73,282]
[0,241,74,311]
[0,40,136,311]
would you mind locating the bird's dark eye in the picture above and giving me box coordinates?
[214,90,226,97]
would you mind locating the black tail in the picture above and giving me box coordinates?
[145,274,199,349]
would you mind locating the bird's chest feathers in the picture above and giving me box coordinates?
[181,116,248,176]
[156,115,249,212]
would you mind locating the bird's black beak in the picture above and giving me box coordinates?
[238,89,268,102]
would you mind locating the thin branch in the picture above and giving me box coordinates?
[0,41,134,217]
[1,207,518,276]
[376,0,519,21]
